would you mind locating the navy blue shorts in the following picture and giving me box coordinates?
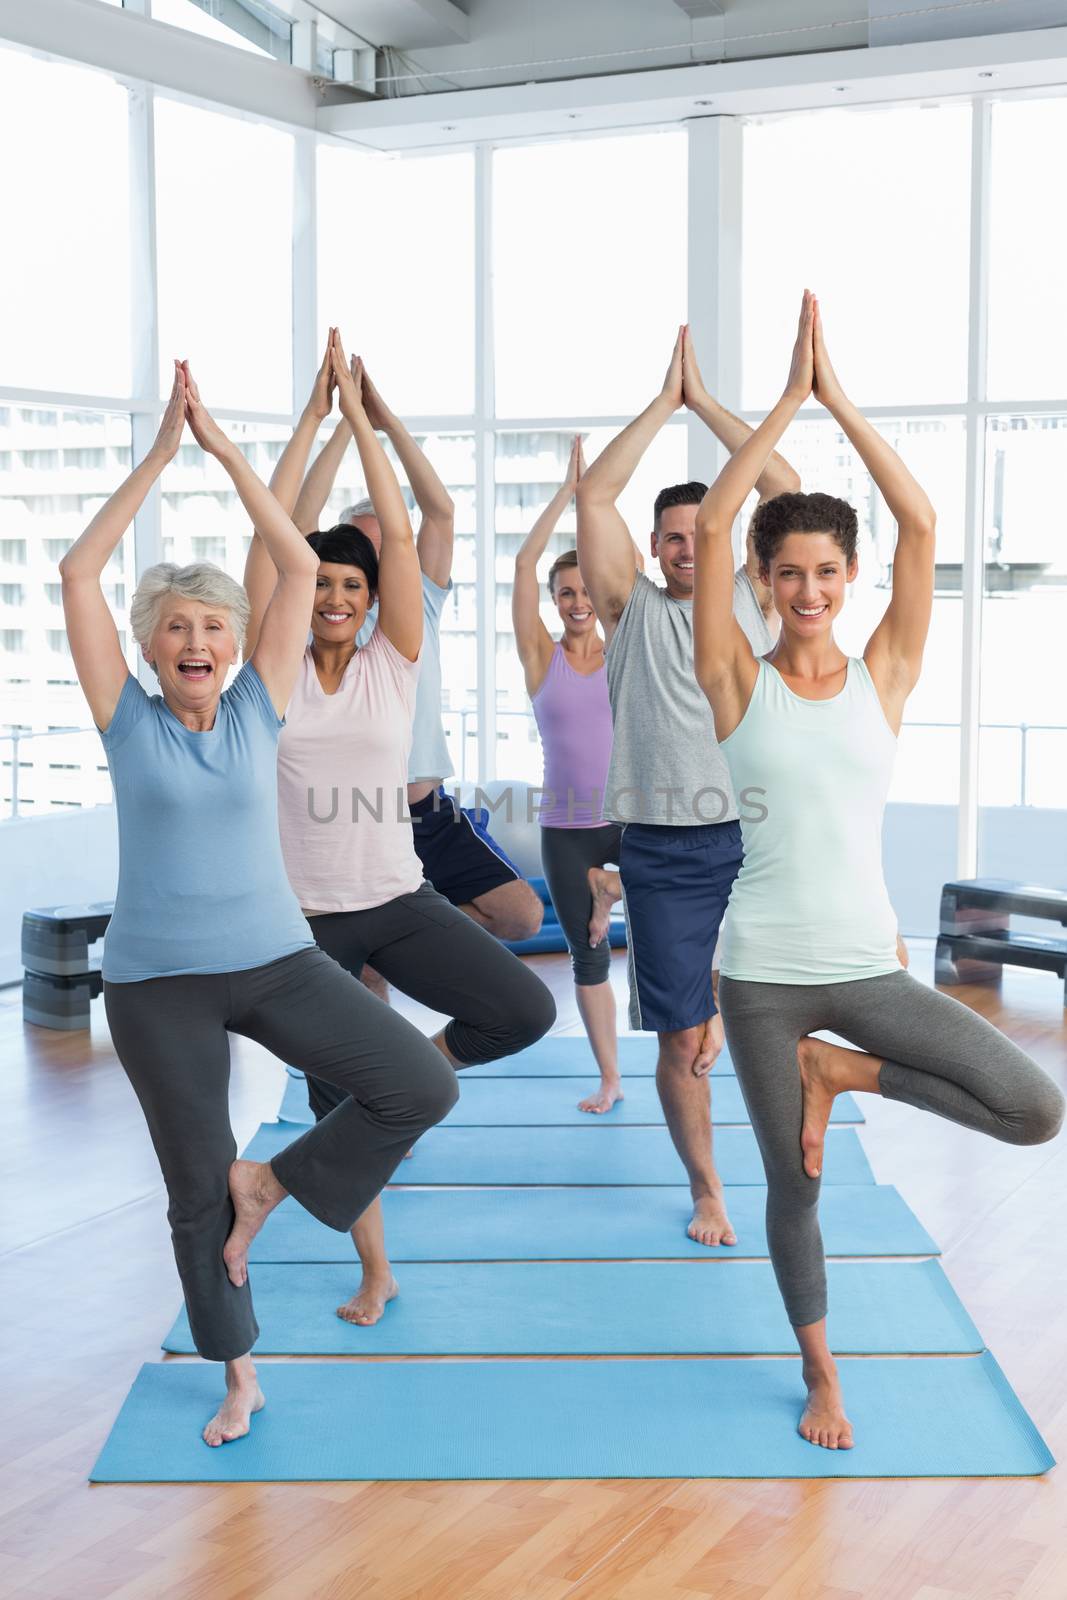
[619,820,743,1034]
[410,787,524,907]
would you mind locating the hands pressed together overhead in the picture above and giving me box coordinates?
[153,358,235,463]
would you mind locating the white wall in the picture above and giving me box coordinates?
[0,807,119,985]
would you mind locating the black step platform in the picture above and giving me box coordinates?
[21,902,114,1029]
[936,878,1067,1004]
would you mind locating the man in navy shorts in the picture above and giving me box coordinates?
[576,326,798,1246]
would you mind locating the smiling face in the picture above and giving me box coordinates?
[143,596,237,712]
[651,503,697,598]
[762,532,858,638]
[311,560,375,645]
[551,564,597,637]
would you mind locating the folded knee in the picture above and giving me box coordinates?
[415,1057,460,1126]
[512,979,556,1050]
[1015,1082,1065,1146]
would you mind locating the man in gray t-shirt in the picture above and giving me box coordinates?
[576,326,797,1251]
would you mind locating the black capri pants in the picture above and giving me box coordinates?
[539,823,623,987]
[105,946,459,1362]
[305,881,556,1121]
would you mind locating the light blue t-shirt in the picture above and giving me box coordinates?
[358,571,453,782]
[98,662,314,982]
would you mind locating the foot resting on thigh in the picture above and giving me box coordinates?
[587,867,621,949]
[799,1366,854,1451]
[337,1271,400,1326]
[797,1036,867,1181]
[578,1077,625,1115]
[223,1159,287,1287]
[202,1360,265,1447]
[688,1186,737,1247]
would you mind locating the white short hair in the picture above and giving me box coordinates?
[339,497,376,524]
[130,562,250,674]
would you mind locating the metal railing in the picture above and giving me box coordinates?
[2,714,1065,818]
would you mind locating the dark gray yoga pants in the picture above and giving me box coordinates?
[104,946,459,1361]
[305,881,556,1121]
[718,968,1064,1329]
[539,823,623,986]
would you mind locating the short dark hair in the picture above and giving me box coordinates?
[306,525,379,593]
[653,481,707,531]
[750,492,858,570]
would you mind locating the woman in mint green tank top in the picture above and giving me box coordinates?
[692,292,1063,1455]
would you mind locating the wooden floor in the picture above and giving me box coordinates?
[1,946,1065,1600]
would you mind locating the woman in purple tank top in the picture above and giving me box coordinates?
[512,436,631,1113]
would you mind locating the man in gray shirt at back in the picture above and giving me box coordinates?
[576,326,796,1249]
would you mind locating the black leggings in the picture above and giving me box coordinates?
[104,947,458,1361]
[539,824,623,986]
[305,881,556,1121]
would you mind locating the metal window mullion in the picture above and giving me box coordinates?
[291,128,317,417]
[958,98,993,878]
[474,142,496,785]
[686,116,743,543]
[127,80,163,689]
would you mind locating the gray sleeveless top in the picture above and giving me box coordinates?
[603,570,769,827]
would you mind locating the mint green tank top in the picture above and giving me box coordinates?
[719,657,901,984]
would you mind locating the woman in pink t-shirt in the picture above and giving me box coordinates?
[244,333,554,1328]
[512,436,628,1115]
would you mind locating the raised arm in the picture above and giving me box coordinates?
[512,434,583,697]
[360,366,454,589]
[332,338,422,663]
[60,363,187,731]
[292,417,351,535]
[682,328,801,502]
[576,327,685,637]
[181,362,318,717]
[694,292,814,738]
[243,334,336,660]
[812,302,936,720]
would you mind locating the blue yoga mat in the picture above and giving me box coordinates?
[162,1260,979,1356]
[90,1353,1054,1481]
[242,1121,875,1187]
[284,1035,719,1081]
[247,1183,938,1263]
[276,1072,863,1128]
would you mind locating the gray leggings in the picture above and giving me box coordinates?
[104,947,459,1361]
[539,824,623,986]
[718,968,1064,1328]
[305,881,556,1121]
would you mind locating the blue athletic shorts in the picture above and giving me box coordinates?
[410,786,524,907]
[619,820,743,1034]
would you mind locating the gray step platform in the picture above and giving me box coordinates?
[937,878,1067,1002]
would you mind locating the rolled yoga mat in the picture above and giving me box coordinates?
[91,1353,1054,1482]
[162,1259,980,1356]
[241,1121,875,1187]
[276,1071,863,1129]
[248,1183,937,1263]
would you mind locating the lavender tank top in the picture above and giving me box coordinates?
[530,643,614,828]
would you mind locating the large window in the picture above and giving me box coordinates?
[493,132,688,419]
[0,404,134,816]
[317,146,475,417]
[0,46,132,397]
[155,98,294,412]
[742,105,971,411]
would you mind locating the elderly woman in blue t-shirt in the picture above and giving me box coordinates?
[60,351,457,1448]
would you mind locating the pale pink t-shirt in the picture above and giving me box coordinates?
[276,629,424,914]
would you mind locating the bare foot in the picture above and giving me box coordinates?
[202,1372,265,1447]
[796,1037,841,1180]
[688,1189,737,1247]
[578,1079,624,1114]
[337,1273,400,1326]
[587,867,620,948]
[799,1368,854,1450]
[223,1160,287,1287]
